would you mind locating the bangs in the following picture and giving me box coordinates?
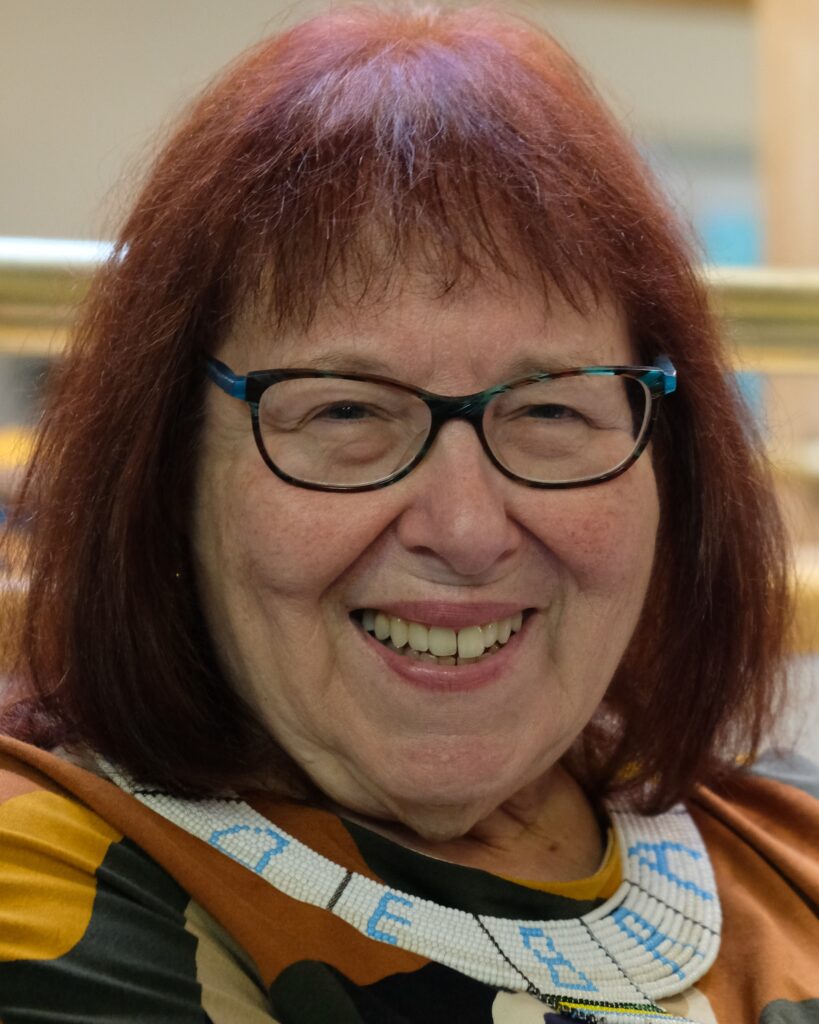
[208,6,649,331]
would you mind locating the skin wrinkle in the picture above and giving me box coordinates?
[192,274,658,876]
[344,765,601,882]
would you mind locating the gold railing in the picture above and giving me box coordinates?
[0,238,112,357]
[2,243,818,361]
[1,240,818,650]
[707,266,819,370]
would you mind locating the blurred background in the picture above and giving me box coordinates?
[1,0,817,754]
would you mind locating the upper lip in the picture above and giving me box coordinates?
[353,601,531,630]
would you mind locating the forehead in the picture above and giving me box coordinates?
[223,275,633,390]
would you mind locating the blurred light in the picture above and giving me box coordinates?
[0,237,113,268]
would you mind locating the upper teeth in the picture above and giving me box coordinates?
[360,610,524,658]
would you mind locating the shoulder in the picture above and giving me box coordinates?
[0,746,125,968]
[0,746,276,1022]
[688,753,818,915]
[690,752,818,852]
[0,750,191,1012]
[0,747,123,879]
[679,757,819,1015]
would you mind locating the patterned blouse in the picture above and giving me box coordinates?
[0,736,816,1023]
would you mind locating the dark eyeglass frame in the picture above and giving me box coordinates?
[205,356,677,493]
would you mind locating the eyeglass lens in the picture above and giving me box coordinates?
[257,373,649,488]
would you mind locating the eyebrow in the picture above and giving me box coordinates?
[270,349,610,379]
[272,351,396,375]
[500,354,614,377]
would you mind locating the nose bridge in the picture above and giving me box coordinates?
[396,410,518,577]
[424,392,494,464]
[431,416,491,470]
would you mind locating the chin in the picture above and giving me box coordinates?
[390,801,493,842]
[367,760,524,841]
[325,732,557,840]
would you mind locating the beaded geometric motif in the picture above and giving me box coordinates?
[98,760,720,1024]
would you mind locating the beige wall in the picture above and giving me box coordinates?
[1,0,754,240]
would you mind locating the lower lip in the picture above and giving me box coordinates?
[356,618,529,693]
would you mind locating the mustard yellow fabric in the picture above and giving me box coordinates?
[0,789,120,962]
[503,826,622,900]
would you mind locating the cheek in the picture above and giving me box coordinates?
[534,467,659,597]
[200,455,396,599]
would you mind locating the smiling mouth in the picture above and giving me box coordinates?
[352,609,529,666]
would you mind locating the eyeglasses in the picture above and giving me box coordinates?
[205,356,676,493]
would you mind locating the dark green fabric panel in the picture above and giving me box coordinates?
[0,837,214,1023]
[343,960,497,1023]
[341,819,601,919]
[760,999,819,1023]
[270,960,496,1024]
[270,962,367,1024]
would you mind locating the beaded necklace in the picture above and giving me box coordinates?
[98,760,719,1024]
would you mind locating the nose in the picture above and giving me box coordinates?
[394,421,522,578]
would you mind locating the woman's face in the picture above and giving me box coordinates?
[192,277,659,838]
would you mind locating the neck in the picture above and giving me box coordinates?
[345,767,605,884]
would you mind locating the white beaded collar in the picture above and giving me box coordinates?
[98,760,720,1024]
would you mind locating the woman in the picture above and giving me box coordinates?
[0,6,816,1022]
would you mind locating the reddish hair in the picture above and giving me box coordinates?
[2,5,790,808]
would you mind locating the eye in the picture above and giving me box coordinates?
[318,402,375,421]
[522,403,583,421]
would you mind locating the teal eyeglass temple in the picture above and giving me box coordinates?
[204,355,677,492]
